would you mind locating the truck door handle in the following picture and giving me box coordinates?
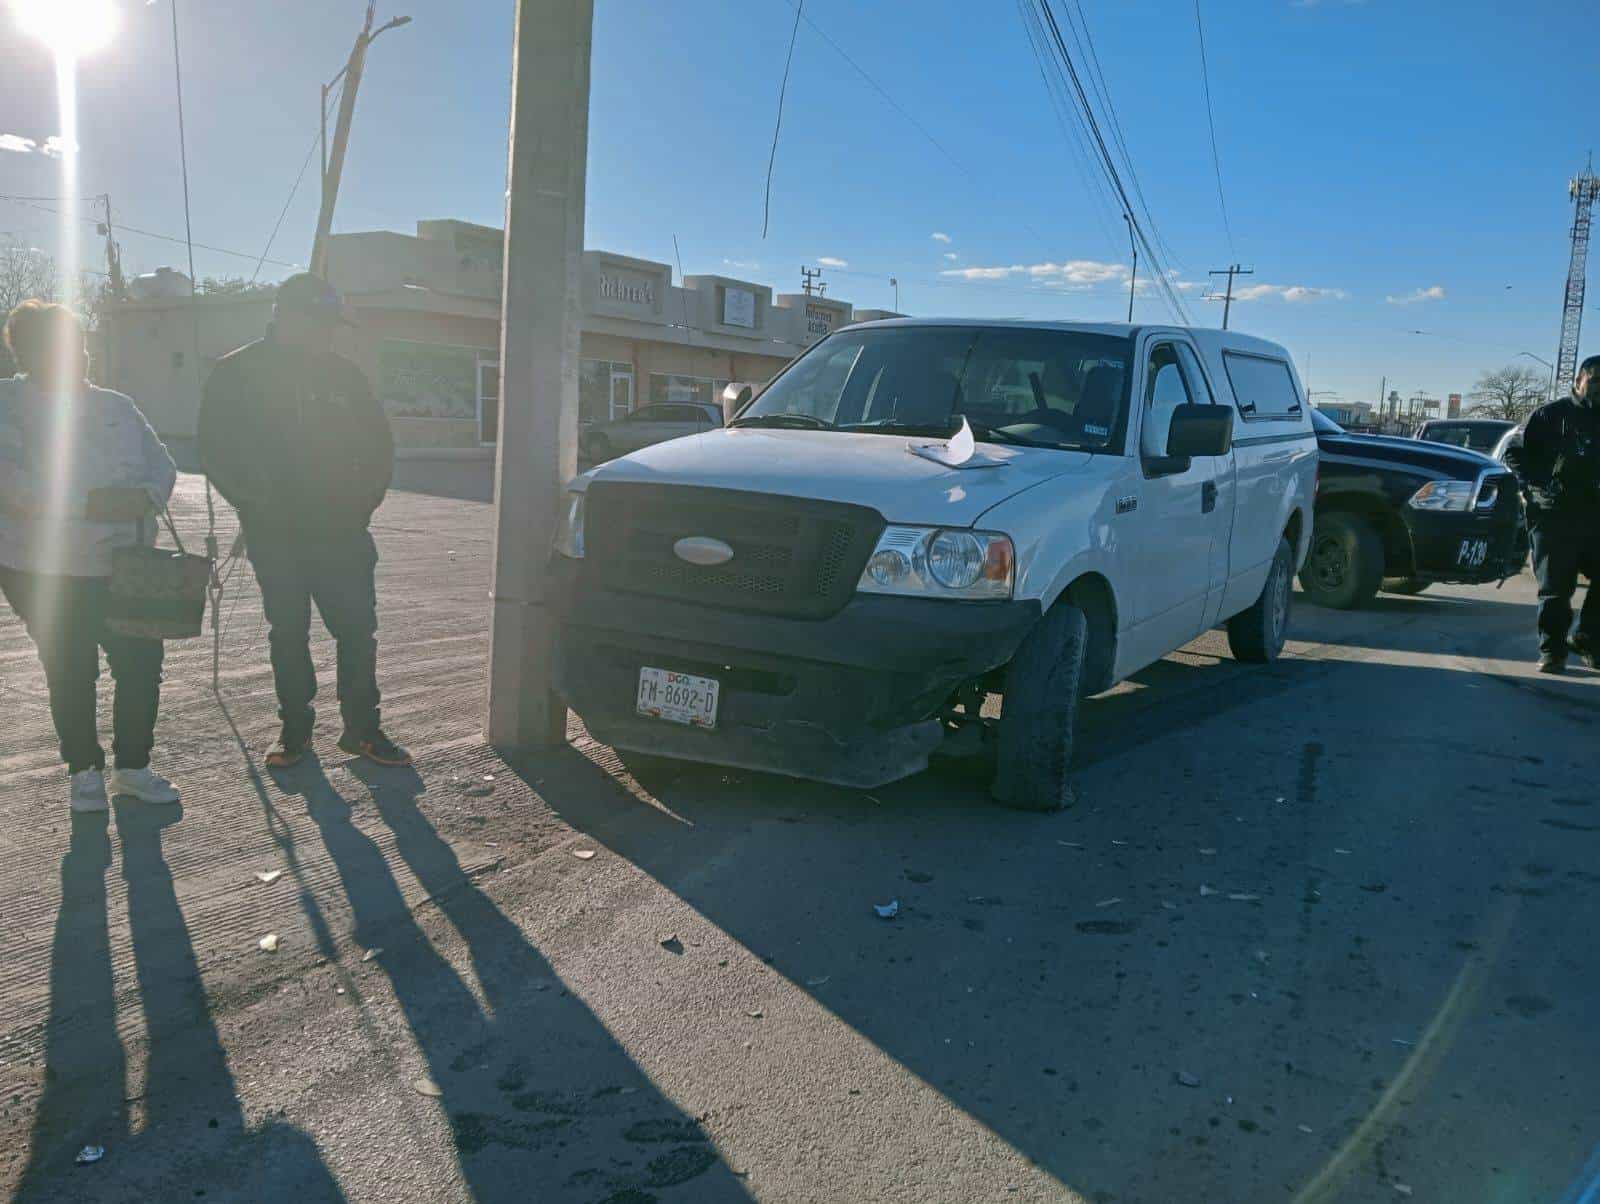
[1201,480,1218,513]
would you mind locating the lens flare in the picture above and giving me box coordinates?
[11,0,119,59]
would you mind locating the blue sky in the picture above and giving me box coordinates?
[1,0,1595,406]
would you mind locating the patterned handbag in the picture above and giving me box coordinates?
[106,507,213,639]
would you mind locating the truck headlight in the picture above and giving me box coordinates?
[552,490,586,558]
[1407,480,1475,512]
[858,526,1014,600]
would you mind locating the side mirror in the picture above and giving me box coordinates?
[721,381,755,423]
[1166,403,1233,458]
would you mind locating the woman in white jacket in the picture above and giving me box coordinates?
[0,301,182,811]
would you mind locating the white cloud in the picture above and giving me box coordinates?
[818,256,848,268]
[940,259,1130,287]
[931,231,952,244]
[0,134,38,154]
[41,136,77,158]
[943,252,959,261]
[722,257,760,270]
[1215,282,1348,304]
[1386,284,1446,305]
[1174,280,1202,291]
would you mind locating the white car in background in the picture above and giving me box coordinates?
[552,318,1318,811]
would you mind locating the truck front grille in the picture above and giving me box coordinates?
[584,483,883,620]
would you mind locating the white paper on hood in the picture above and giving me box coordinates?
[906,416,1008,469]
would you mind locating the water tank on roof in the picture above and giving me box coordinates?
[128,268,192,300]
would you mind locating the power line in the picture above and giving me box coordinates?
[775,0,1062,263]
[1019,0,1192,324]
[250,80,344,283]
[762,0,804,239]
[1192,0,1234,255]
[0,195,304,271]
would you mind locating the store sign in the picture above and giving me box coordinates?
[723,286,756,329]
[598,272,656,307]
[805,302,839,340]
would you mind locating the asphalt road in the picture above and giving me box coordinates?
[1,479,1597,1203]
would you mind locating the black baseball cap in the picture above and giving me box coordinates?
[274,272,354,326]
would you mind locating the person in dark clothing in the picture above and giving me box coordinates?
[1503,353,1600,673]
[198,273,409,766]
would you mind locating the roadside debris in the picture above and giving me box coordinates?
[1199,884,1219,897]
[412,1077,443,1098]
[1229,893,1262,903]
[254,869,283,885]
[74,1145,105,1165]
[462,784,494,797]
[746,1009,764,1019]
[1297,1124,1313,1134]
[1392,1037,1416,1048]
[571,849,597,861]
[1198,848,1217,856]
[1095,897,1123,908]
[362,947,382,962]
[1161,901,1178,910]
[1175,1071,1201,1088]
[873,900,900,920]
[1057,840,1083,848]
[1393,1185,1413,1197]
[258,933,280,953]
[805,976,830,987]
[659,934,684,954]
[1334,848,1352,855]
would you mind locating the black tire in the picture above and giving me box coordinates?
[1228,537,1294,663]
[582,433,612,463]
[1298,511,1383,610]
[991,602,1087,812]
[1382,577,1430,596]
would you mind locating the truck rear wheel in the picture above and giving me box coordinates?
[991,602,1086,812]
[1299,512,1383,609]
[1227,537,1293,663]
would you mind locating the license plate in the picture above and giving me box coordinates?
[636,667,719,729]
[1457,537,1489,568]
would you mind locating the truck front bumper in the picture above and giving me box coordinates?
[552,562,1040,788]
[1402,506,1526,583]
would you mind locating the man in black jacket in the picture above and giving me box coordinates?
[1504,353,1600,673]
[199,274,409,766]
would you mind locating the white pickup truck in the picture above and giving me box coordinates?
[551,319,1317,810]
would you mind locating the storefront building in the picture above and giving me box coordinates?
[97,220,881,452]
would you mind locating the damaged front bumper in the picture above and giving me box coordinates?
[551,561,1039,788]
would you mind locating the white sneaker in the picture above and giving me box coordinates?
[70,769,109,813]
[107,767,181,805]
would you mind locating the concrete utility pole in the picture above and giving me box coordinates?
[484,0,594,751]
[1208,264,1253,330]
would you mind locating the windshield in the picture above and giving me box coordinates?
[735,325,1134,452]
[1418,421,1510,452]
[1310,407,1345,434]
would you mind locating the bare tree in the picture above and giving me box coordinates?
[0,243,62,374]
[1468,365,1547,422]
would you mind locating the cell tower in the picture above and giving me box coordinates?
[1555,163,1600,396]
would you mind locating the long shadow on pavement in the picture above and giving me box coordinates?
[516,649,1600,1203]
[275,755,753,1204]
[14,803,342,1204]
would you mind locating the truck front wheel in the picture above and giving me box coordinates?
[1227,537,1293,663]
[1298,511,1383,609]
[991,602,1087,812]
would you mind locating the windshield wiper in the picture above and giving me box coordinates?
[727,412,833,430]
[965,421,1053,449]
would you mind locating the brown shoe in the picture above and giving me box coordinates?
[265,736,310,768]
[337,729,412,767]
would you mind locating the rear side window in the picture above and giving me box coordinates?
[1222,353,1302,419]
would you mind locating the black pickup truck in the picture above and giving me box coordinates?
[1303,408,1527,608]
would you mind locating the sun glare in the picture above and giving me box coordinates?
[12,0,119,59]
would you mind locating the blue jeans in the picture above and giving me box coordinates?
[246,528,381,745]
[0,566,164,773]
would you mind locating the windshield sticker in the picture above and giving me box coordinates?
[1083,423,1110,438]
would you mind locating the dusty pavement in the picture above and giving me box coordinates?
[1,475,1597,1204]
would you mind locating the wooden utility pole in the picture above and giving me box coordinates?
[310,6,411,278]
[1208,263,1253,330]
[484,0,594,750]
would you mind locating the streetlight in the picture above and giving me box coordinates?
[322,14,413,180]
[1518,350,1556,402]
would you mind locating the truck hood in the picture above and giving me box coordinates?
[1318,431,1498,480]
[582,428,1093,526]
